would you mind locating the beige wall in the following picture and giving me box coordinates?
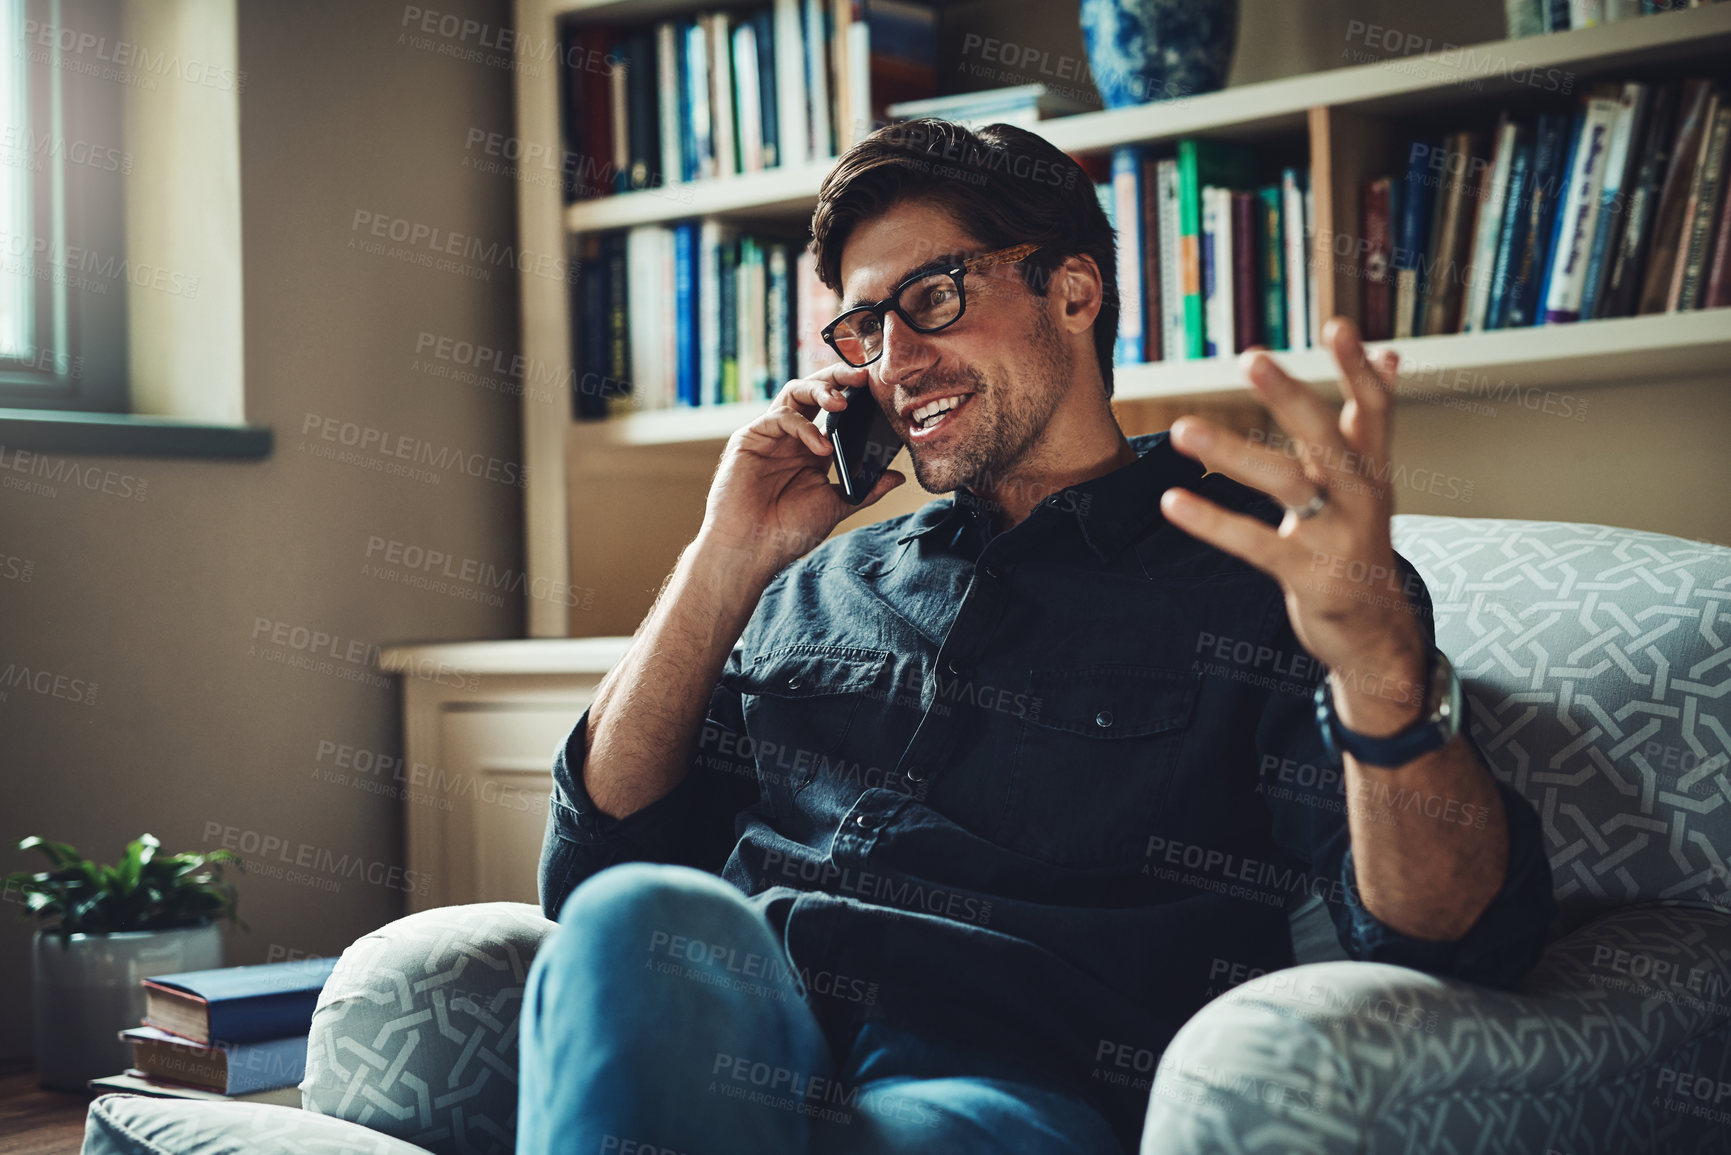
[0,0,522,1060]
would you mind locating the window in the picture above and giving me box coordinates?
[0,0,127,412]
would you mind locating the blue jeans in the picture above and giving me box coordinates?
[517,863,1124,1155]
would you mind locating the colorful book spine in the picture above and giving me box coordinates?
[719,231,740,402]
[1361,176,1394,341]
[767,243,792,388]
[655,22,682,188]
[1421,131,1483,335]
[1177,140,1257,359]
[733,22,764,173]
[1638,79,1712,313]
[1543,97,1622,324]
[1140,154,1163,363]
[1393,140,1436,339]
[1464,118,1518,332]
[752,10,781,169]
[1230,191,1260,353]
[710,12,738,178]
[1601,82,1678,319]
[1258,185,1288,350]
[803,0,833,160]
[1505,112,1572,327]
[1156,159,1185,359]
[1578,84,1649,321]
[1112,147,1145,364]
[1486,128,1534,330]
[674,222,699,406]
[1669,96,1730,310]
[1201,186,1229,357]
[685,19,713,181]
[1282,168,1309,349]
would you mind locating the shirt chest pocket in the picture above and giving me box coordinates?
[998,664,1199,869]
[726,646,888,815]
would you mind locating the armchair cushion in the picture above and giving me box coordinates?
[1142,903,1731,1154]
[300,901,555,1155]
[80,1096,430,1155]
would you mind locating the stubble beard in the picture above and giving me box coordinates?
[907,305,1074,497]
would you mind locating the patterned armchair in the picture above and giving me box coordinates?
[79,516,1731,1155]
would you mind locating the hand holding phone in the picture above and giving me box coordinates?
[823,386,902,505]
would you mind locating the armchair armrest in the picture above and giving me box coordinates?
[300,902,556,1155]
[1142,903,1731,1154]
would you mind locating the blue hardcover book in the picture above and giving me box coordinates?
[1578,85,1648,321]
[1111,147,1146,364]
[1486,128,1535,329]
[1534,109,1585,325]
[1544,0,1571,29]
[122,1025,310,1096]
[752,9,780,169]
[141,958,337,1047]
[674,221,699,406]
[674,20,695,182]
[1506,112,1573,327]
[1392,139,1437,338]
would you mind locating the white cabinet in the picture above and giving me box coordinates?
[380,639,631,912]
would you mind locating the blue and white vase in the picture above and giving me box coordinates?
[1079,0,1240,108]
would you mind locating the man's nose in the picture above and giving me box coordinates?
[874,311,935,391]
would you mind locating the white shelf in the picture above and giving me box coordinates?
[562,3,1731,235]
[579,311,1731,446]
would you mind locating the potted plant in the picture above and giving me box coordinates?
[4,833,247,1091]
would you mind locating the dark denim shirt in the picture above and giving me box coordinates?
[540,432,1555,1148]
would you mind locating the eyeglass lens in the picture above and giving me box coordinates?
[829,272,963,366]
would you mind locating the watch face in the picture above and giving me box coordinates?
[1428,651,1462,739]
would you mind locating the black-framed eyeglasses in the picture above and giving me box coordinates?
[821,243,1041,368]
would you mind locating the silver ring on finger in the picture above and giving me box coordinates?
[1287,488,1329,521]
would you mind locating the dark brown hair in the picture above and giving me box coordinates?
[810,118,1119,398]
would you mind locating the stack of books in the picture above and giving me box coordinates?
[573,226,839,418]
[1099,143,1318,364]
[1505,0,1705,38]
[563,0,938,201]
[90,956,337,1107]
[1360,78,1731,341]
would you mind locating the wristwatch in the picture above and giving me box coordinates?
[1314,647,1462,768]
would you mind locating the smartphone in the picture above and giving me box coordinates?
[824,386,901,504]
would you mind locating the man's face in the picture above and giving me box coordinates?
[835,200,1076,496]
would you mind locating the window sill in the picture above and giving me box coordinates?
[0,408,271,459]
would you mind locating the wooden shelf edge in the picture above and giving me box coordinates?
[576,312,1731,445]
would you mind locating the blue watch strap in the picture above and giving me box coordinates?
[1315,650,1459,768]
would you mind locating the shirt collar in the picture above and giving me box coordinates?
[894,432,1204,563]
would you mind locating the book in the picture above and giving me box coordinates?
[767,242,794,387]
[90,1070,302,1108]
[1506,0,1547,35]
[619,32,658,192]
[1304,181,1320,346]
[803,0,834,160]
[1534,111,1584,323]
[1393,141,1435,339]
[1703,166,1731,307]
[720,231,740,401]
[1569,0,1606,27]
[845,0,873,148]
[1282,168,1310,349]
[686,19,714,181]
[1361,176,1395,341]
[1421,131,1484,335]
[1230,191,1260,353]
[830,0,856,150]
[1669,95,1730,310]
[609,34,630,193]
[795,249,842,375]
[706,13,735,178]
[1140,154,1164,363]
[655,22,683,187]
[1156,159,1185,359]
[1464,117,1519,332]
[1505,112,1573,327]
[1112,147,1146,364]
[605,231,631,415]
[1542,97,1621,324]
[626,227,665,409]
[865,0,939,126]
[734,21,764,173]
[1178,141,1257,359]
[674,221,699,405]
[141,958,337,1047]
[887,82,1092,127]
[1638,79,1713,313]
[750,9,781,168]
[1485,127,1535,329]
[575,232,608,419]
[122,1025,308,1097]
[1600,82,1678,318]
[1544,0,1572,30]
[1578,83,1649,320]
[1201,185,1231,357]
[1258,185,1288,350]
[774,0,809,168]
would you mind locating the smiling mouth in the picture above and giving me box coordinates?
[906,393,972,437]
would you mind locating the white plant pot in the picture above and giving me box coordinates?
[32,921,224,1091]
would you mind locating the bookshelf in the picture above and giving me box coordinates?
[511,0,1731,637]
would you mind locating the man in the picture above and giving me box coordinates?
[518,119,1554,1155]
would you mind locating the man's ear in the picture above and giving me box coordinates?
[1054,254,1104,333]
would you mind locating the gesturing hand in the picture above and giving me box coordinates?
[1158,316,1429,737]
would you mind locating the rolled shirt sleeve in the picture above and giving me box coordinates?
[537,678,760,921]
[1256,551,1556,990]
